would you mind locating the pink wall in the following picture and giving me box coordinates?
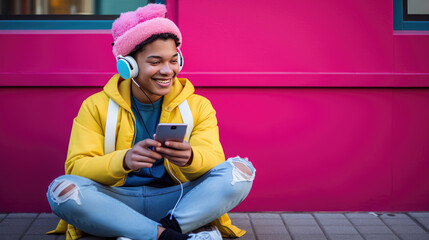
[0,0,429,212]
[177,0,429,87]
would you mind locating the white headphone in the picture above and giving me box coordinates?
[116,48,184,79]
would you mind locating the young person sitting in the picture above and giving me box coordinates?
[47,4,255,240]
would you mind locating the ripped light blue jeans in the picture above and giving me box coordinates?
[47,157,255,240]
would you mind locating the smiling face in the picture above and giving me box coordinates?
[132,38,180,104]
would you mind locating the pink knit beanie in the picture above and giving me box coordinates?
[111,4,182,57]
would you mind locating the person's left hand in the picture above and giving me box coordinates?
[155,140,193,167]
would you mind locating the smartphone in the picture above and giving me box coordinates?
[155,123,188,146]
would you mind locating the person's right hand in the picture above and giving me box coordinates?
[123,139,162,171]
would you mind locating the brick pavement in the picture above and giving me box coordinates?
[1,212,429,240]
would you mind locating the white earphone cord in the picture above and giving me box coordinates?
[166,160,183,220]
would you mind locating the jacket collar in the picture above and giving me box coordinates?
[163,77,195,111]
[103,74,195,112]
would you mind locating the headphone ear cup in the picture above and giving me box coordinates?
[125,56,139,78]
[177,48,184,72]
[116,56,139,79]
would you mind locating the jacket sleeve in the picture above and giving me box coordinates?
[177,97,225,180]
[65,97,131,186]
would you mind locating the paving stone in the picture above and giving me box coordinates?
[6,213,38,219]
[79,236,108,240]
[37,213,60,219]
[380,213,409,219]
[283,218,318,226]
[26,218,61,235]
[0,218,33,235]
[22,234,58,240]
[253,224,288,235]
[414,217,429,229]
[327,234,364,240]
[32,218,59,226]
[231,218,252,226]
[228,212,249,219]
[314,213,346,219]
[318,217,353,226]
[231,219,253,235]
[281,213,314,219]
[323,225,359,235]
[0,235,23,240]
[383,217,419,226]
[409,212,429,219]
[251,218,285,226]
[399,233,429,240]
[56,235,66,240]
[346,213,380,219]
[292,234,327,240]
[240,228,254,236]
[355,225,394,234]
[233,233,256,240]
[348,217,385,226]
[288,225,324,235]
[389,225,427,234]
[362,233,400,240]
[229,215,249,221]
[249,213,281,219]
[253,234,291,240]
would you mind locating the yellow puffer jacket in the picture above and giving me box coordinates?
[48,74,246,239]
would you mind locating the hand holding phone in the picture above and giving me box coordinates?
[154,123,188,146]
[154,123,192,167]
[123,138,162,171]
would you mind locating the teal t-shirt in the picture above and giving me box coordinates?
[123,94,174,187]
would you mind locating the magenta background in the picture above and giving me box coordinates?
[0,0,429,212]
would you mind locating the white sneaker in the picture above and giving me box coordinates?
[188,225,222,240]
[117,237,132,240]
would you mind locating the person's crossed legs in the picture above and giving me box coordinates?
[48,157,255,240]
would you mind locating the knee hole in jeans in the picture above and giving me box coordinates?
[232,162,252,178]
[228,158,255,185]
[50,179,81,205]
